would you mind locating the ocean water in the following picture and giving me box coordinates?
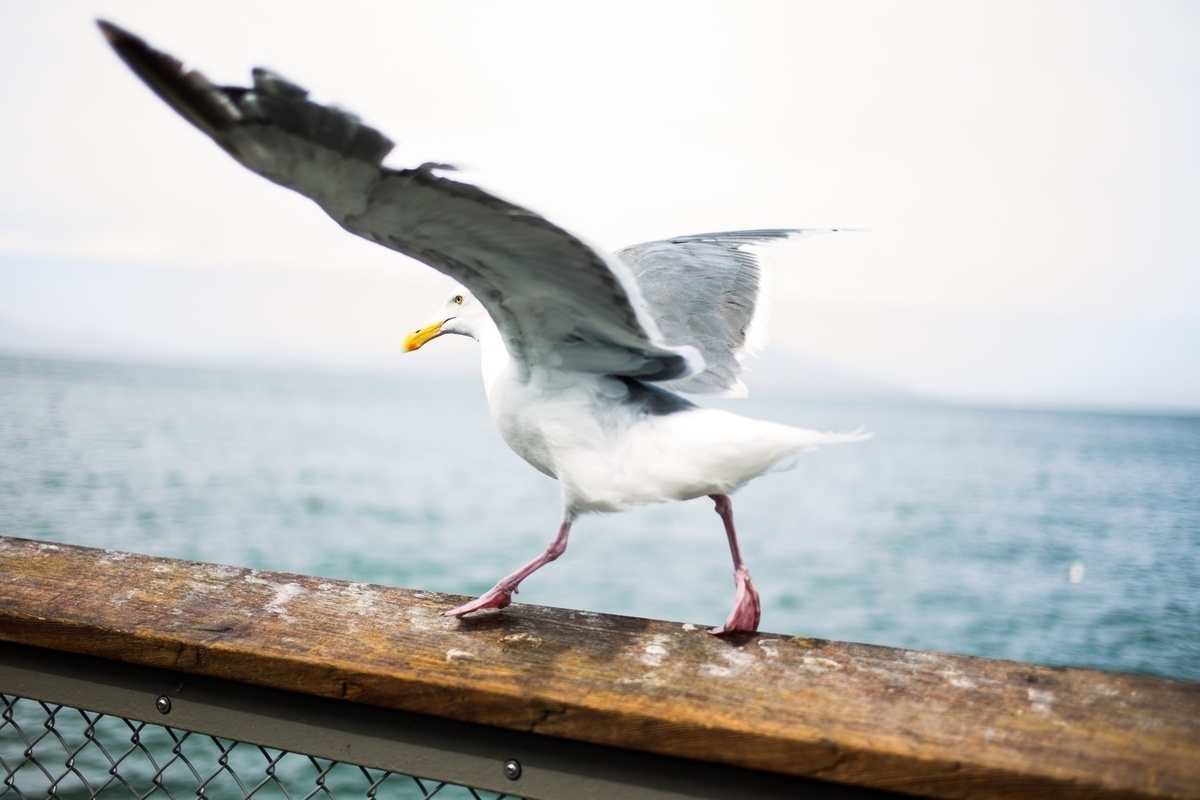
[2,352,1197,682]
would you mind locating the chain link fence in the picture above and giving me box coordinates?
[1,694,519,800]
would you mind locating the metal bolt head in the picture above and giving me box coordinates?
[502,758,521,780]
[155,696,172,714]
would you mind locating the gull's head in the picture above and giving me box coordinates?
[403,287,488,351]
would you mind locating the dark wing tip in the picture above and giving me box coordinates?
[97,18,240,144]
[98,22,395,168]
[96,18,125,44]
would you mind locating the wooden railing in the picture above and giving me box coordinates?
[1,535,1197,799]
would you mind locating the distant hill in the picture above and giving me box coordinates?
[731,349,913,400]
[1,312,907,402]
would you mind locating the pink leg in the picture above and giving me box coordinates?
[708,494,762,635]
[444,516,574,618]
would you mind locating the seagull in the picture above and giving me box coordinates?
[99,21,869,634]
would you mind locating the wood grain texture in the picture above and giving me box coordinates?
[1,535,1196,799]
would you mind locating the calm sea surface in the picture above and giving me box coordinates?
[2,353,1197,681]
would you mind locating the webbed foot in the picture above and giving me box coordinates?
[709,565,761,635]
[443,586,513,617]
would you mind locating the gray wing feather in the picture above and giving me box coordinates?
[98,21,694,383]
[617,230,833,395]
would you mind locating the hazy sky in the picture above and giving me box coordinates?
[2,1,1198,410]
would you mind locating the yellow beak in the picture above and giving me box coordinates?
[403,320,446,352]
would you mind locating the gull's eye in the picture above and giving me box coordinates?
[452,294,464,305]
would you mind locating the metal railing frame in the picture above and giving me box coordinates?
[1,642,886,800]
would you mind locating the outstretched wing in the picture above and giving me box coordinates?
[98,20,697,383]
[616,229,834,396]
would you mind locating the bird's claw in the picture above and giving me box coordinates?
[709,565,761,635]
[443,587,513,617]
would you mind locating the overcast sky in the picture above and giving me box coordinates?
[2,1,1198,410]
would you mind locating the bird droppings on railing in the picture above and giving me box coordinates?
[755,638,782,657]
[938,668,978,690]
[263,582,306,622]
[639,636,670,669]
[98,549,132,564]
[718,644,762,676]
[802,656,845,672]
[500,632,544,650]
[1026,688,1057,717]
[445,648,479,664]
[313,581,390,631]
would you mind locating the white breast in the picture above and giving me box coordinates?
[477,323,862,514]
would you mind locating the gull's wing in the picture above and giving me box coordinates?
[616,229,834,396]
[98,21,696,383]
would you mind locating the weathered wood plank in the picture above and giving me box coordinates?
[0,535,1196,799]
